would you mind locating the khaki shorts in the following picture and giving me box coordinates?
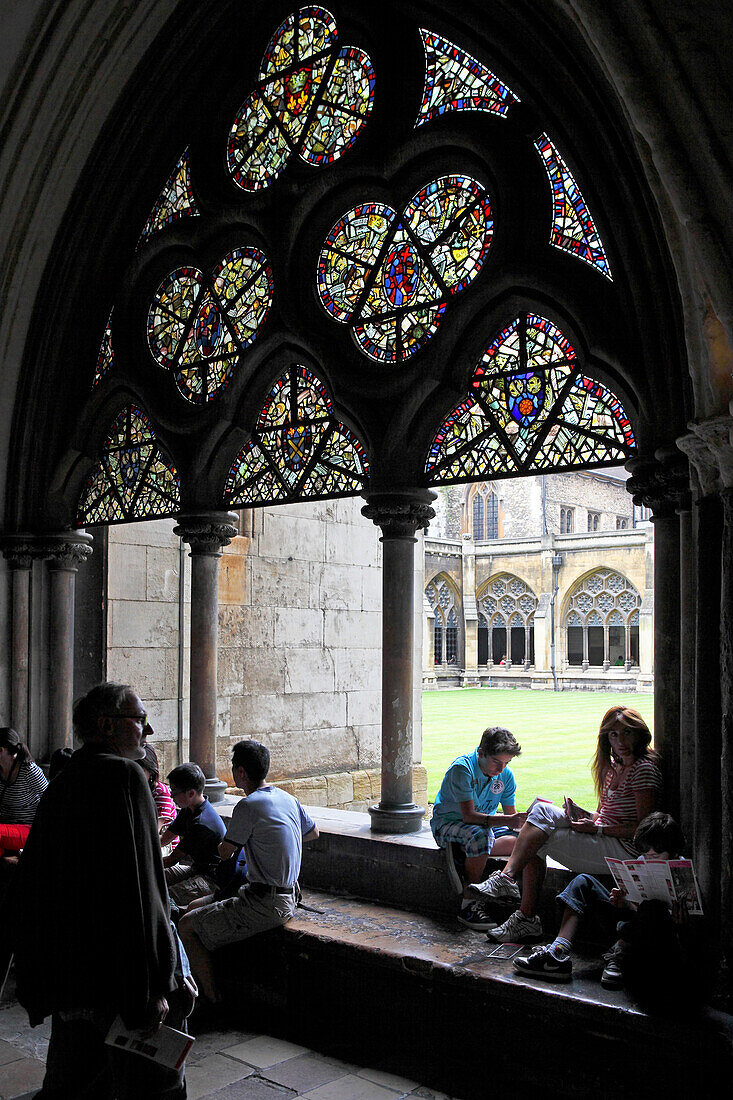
[186,884,297,952]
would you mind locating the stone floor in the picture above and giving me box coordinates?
[0,984,459,1100]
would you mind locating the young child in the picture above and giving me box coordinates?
[512,812,691,990]
[160,762,226,906]
[431,726,526,929]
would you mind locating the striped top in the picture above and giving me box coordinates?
[152,780,176,826]
[0,761,48,825]
[596,757,663,833]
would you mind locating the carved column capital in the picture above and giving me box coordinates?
[362,490,436,540]
[2,530,94,571]
[0,535,35,570]
[677,415,733,494]
[626,454,689,518]
[174,512,239,556]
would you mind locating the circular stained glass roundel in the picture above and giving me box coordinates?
[147,247,273,404]
[316,175,493,364]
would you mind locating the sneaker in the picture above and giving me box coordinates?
[485,909,543,943]
[470,869,520,902]
[444,843,465,894]
[513,945,572,982]
[457,901,498,931]
[601,940,629,989]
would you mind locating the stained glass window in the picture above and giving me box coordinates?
[227,7,375,192]
[224,363,369,506]
[317,175,493,363]
[147,247,273,404]
[93,312,114,387]
[426,314,634,483]
[76,405,180,526]
[138,149,199,245]
[535,133,612,280]
[416,29,519,126]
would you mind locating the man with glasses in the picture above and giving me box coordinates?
[8,681,185,1099]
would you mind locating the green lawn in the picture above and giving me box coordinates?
[421,688,654,811]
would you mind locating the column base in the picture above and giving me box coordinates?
[369,803,425,834]
[461,674,480,687]
[205,777,228,803]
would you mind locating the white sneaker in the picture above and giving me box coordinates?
[485,909,543,943]
[469,869,520,901]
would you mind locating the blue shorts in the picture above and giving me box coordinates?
[431,819,510,857]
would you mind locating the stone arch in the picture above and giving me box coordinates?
[424,572,462,667]
[477,572,538,668]
[562,567,641,670]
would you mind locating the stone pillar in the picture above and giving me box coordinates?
[720,486,733,968]
[174,512,238,803]
[363,491,435,834]
[44,532,94,752]
[0,538,33,738]
[677,492,695,836]
[422,598,436,687]
[628,454,687,820]
[461,534,479,686]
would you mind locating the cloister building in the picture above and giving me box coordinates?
[1,0,732,1089]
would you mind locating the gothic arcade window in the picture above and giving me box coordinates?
[470,484,498,539]
[587,511,599,532]
[426,315,635,484]
[317,176,493,363]
[227,7,375,191]
[416,29,520,126]
[425,576,460,667]
[616,516,628,530]
[560,506,574,533]
[224,364,369,506]
[478,573,537,666]
[76,405,180,525]
[564,569,640,668]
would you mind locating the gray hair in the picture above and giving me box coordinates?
[72,682,133,742]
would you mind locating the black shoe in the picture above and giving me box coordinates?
[513,946,572,982]
[601,941,629,989]
[445,843,466,894]
[457,901,498,931]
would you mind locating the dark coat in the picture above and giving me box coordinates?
[6,743,177,1027]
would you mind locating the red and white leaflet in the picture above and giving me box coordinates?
[668,859,704,915]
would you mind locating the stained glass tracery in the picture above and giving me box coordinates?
[147,247,273,404]
[317,175,493,362]
[426,314,634,483]
[227,7,375,192]
[417,29,519,126]
[224,364,369,506]
[138,149,199,245]
[535,133,612,280]
[93,313,115,387]
[76,405,180,525]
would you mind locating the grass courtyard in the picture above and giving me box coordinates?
[421,688,654,811]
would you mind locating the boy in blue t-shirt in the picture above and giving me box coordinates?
[431,726,525,930]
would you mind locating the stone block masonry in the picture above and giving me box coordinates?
[227,764,429,815]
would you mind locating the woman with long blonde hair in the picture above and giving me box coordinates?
[472,706,663,944]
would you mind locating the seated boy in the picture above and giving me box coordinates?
[161,762,226,907]
[512,812,691,988]
[431,726,526,930]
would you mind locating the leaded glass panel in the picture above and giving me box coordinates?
[224,363,369,506]
[316,175,493,363]
[138,149,199,246]
[534,133,612,280]
[227,7,375,192]
[147,247,273,404]
[426,314,634,482]
[93,313,114,387]
[416,29,519,126]
[76,405,180,526]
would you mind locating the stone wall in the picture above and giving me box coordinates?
[105,498,427,808]
[229,763,429,815]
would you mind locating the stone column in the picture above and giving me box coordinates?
[461,534,479,686]
[422,597,436,687]
[0,538,33,738]
[677,492,695,835]
[720,485,733,967]
[44,532,94,752]
[363,491,435,834]
[174,512,238,803]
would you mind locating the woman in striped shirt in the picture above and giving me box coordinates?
[477,707,663,943]
[0,727,48,857]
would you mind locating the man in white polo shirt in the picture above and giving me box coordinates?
[178,738,318,1004]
